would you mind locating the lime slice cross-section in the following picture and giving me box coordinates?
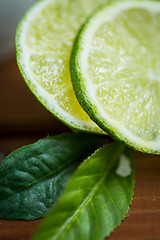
[71,1,160,153]
[16,0,109,133]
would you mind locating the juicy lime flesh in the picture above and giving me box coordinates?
[87,8,160,142]
[25,0,107,123]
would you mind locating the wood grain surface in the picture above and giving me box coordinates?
[0,58,160,240]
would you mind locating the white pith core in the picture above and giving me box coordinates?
[148,70,160,82]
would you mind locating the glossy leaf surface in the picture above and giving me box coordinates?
[33,142,135,240]
[0,133,104,220]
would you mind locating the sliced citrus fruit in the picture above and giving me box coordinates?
[16,0,108,133]
[71,0,160,154]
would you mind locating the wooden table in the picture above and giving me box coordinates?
[0,57,160,240]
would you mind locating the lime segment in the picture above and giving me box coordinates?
[16,0,108,133]
[71,1,160,153]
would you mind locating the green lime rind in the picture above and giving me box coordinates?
[15,0,105,134]
[70,1,160,155]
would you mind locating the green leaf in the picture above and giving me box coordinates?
[0,133,104,220]
[32,142,135,240]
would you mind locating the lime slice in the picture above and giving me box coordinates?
[71,1,160,154]
[16,0,108,133]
